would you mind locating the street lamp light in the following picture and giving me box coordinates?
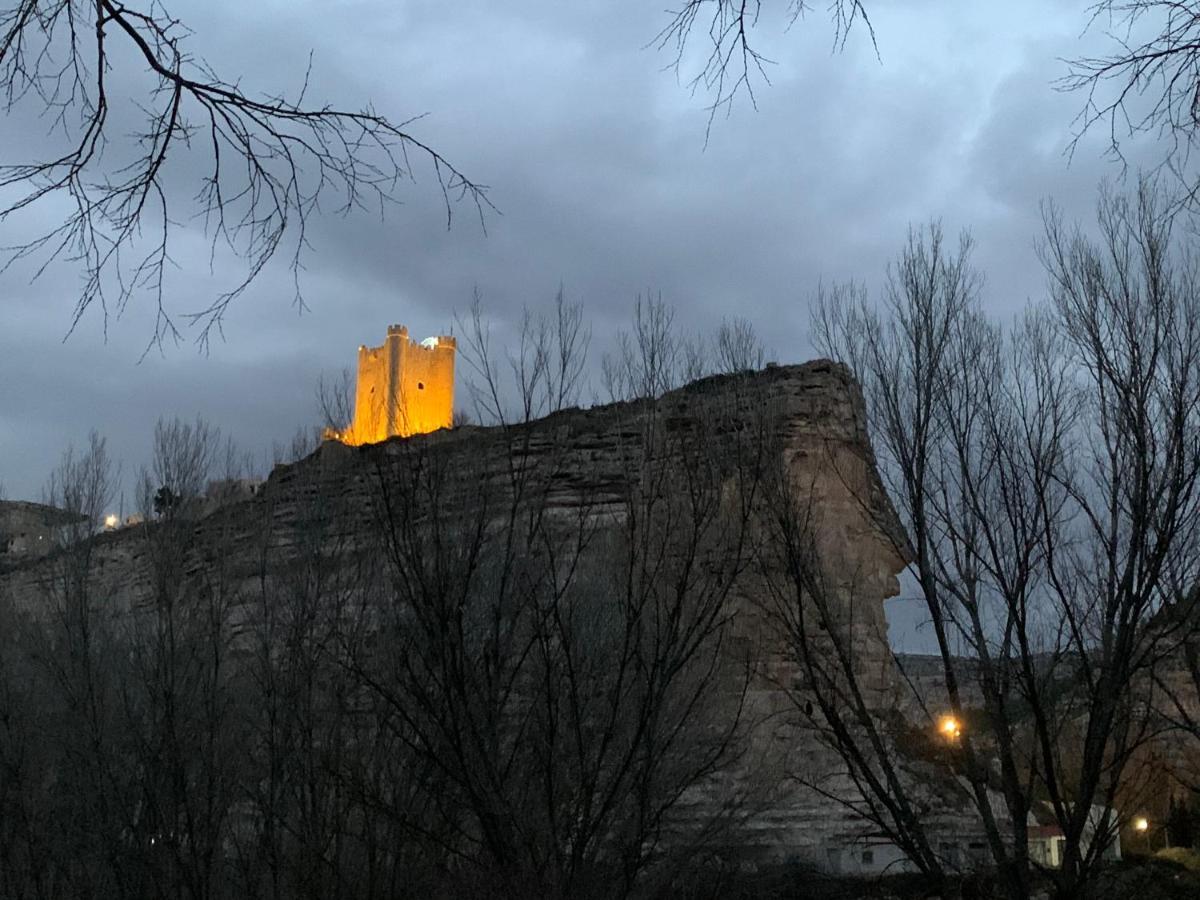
[938,715,962,741]
[1133,816,1151,854]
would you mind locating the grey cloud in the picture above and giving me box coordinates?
[0,0,1160,506]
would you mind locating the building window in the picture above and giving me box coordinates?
[862,849,874,865]
[417,382,425,390]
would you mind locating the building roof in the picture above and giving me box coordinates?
[0,499,87,527]
[1028,824,1063,840]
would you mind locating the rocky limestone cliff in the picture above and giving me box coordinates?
[0,360,923,868]
[3,358,908,612]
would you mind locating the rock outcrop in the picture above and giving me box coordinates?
[1,360,921,869]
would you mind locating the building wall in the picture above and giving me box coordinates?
[0,501,84,563]
[394,329,456,437]
[340,325,456,445]
[349,341,391,445]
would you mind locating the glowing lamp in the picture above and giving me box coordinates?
[1134,817,1149,833]
[938,715,962,740]
[104,514,119,529]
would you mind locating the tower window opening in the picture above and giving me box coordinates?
[417,382,425,390]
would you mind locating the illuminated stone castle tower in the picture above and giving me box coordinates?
[333,325,456,446]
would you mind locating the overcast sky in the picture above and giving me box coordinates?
[0,1,1170,645]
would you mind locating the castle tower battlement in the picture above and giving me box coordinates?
[331,324,455,446]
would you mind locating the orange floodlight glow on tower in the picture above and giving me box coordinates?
[327,325,456,446]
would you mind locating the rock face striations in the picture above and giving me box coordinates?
[0,361,915,871]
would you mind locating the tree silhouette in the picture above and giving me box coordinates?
[0,1,487,348]
[152,485,178,518]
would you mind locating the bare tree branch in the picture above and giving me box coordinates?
[1061,2,1200,208]
[0,1,490,349]
[653,0,876,137]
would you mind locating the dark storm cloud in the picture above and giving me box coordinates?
[0,0,1166,516]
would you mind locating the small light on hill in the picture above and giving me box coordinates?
[938,715,962,741]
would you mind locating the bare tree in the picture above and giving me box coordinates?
[44,429,119,540]
[272,426,323,467]
[317,368,356,436]
[716,316,766,374]
[653,0,875,132]
[0,1,487,347]
[456,286,591,426]
[1060,2,1200,209]
[797,184,1200,899]
[1145,581,1200,789]
[120,416,244,899]
[22,433,136,897]
[233,450,395,900]
[600,296,769,403]
[0,308,798,898]
[545,285,591,414]
[651,0,1200,219]
[601,293,682,403]
[757,450,950,888]
[1036,180,1200,887]
[137,416,220,516]
[340,303,766,898]
[0,481,54,898]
